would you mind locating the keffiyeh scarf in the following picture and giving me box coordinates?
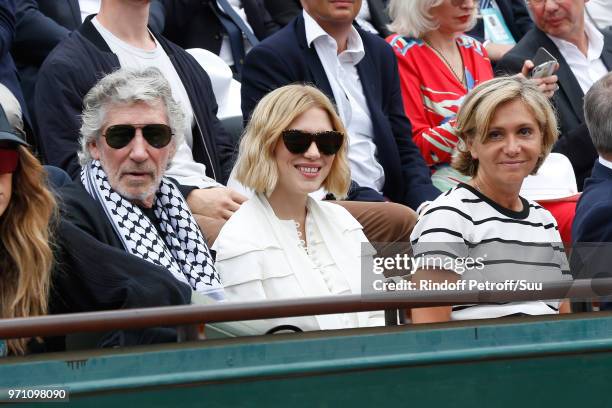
[81,160,224,300]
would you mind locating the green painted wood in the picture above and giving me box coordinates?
[2,313,612,406]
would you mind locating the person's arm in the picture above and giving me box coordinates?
[34,59,84,177]
[262,0,301,27]
[244,0,281,40]
[0,0,15,58]
[384,45,440,209]
[13,0,71,66]
[411,268,459,323]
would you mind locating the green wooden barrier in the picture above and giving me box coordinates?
[2,312,612,407]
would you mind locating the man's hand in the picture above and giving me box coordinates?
[520,59,560,99]
[187,187,248,220]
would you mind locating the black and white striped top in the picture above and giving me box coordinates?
[410,183,572,320]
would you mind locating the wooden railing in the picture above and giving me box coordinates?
[0,278,611,340]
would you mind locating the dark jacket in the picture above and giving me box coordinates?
[54,181,192,348]
[160,0,279,54]
[0,0,29,129]
[496,27,612,189]
[13,0,165,141]
[263,0,391,38]
[34,15,233,183]
[467,0,533,43]
[241,14,439,209]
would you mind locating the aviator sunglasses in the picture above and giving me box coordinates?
[103,124,173,149]
[0,148,19,174]
[281,129,343,156]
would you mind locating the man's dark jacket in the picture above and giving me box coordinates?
[467,0,533,43]
[53,181,192,348]
[496,27,612,189]
[160,0,279,55]
[241,13,439,210]
[13,0,164,141]
[263,0,391,37]
[34,15,233,183]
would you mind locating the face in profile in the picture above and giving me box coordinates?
[88,100,175,208]
[272,107,340,198]
[469,99,543,188]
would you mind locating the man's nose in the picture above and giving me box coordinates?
[128,131,149,162]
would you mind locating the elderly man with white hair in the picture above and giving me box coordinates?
[60,67,224,320]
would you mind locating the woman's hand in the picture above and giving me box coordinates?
[519,59,560,99]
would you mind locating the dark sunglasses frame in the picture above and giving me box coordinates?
[281,129,344,156]
[103,124,173,149]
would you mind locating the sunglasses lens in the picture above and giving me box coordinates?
[104,125,135,149]
[315,131,343,155]
[282,130,311,154]
[142,124,172,148]
[0,148,19,174]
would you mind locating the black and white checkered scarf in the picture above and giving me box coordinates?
[81,160,224,301]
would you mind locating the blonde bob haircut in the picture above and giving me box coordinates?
[234,84,351,198]
[452,76,559,177]
[387,0,477,39]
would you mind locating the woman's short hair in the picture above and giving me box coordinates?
[387,0,477,39]
[234,84,351,198]
[453,76,559,177]
[78,67,185,166]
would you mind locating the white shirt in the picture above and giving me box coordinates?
[547,19,608,95]
[217,0,254,67]
[303,10,385,193]
[586,0,612,30]
[599,156,612,171]
[79,0,100,22]
[91,17,219,189]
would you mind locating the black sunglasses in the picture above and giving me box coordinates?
[103,124,173,149]
[281,129,343,156]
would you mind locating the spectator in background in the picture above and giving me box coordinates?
[12,0,164,134]
[410,76,571,324]
[241,0,440,246]
[160,0,279,78]
[263,0,391,38]
[214,84,384,333]
[0,0,31,141]
[586,0,612,30]
[497,0,612,190]
[573,73,612,300]
[386,0,494,191]
[35,0,242,245]
[466,0,533,62]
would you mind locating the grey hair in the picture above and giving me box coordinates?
[387,0,477,39]
[584,72,612,155]
[78,67,185,165]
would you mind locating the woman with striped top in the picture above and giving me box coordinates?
[410,76,572,323]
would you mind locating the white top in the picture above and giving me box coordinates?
[599,156,612,171]
[586,0,612,30]
[212,193,384,334]
[303,10,385,193]
[356,1,378,35]
[410,183,572,321]
[217,0,254,67]
[91,17,219,189]
[79,0,100,22]
[547,18,608,95]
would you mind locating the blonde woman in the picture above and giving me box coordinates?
[0,128,56,356]
[410,76,571,323]
[213,84,384,334]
